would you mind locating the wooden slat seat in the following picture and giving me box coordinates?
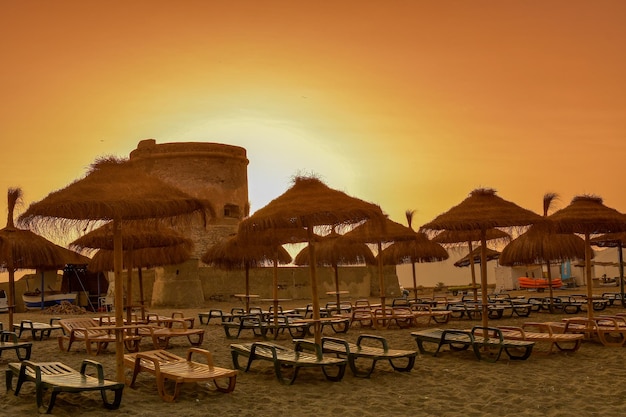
[6,360,123,414]
[12,319,64,341]
[124,348,237,402]
[411,327,534,362]
[221,314,269,339]
[497,323,584,353]
[321,335,417,377]
[230,340,347,384]
[57,318,142,355]
[146,318,205,349]
[0,331,32,361]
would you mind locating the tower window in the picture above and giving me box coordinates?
[223,204,240,218]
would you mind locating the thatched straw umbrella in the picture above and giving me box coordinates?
[202,234,292,314]
[70,220,193,321]
[454,246,501,267]
[421,188,542,333]
[433,228,510,301]
[238,176,385,344]
[499,193,587,311]
[341,217,420,309]
[590,232,626,307]
[548,195,626,319]
[294,229,375,308]
[378,210,449,300]
[0,188,89,328]
[18,157,214,382]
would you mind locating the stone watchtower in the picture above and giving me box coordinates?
[129,139,249,307]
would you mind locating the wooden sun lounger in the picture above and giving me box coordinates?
[549,317,626,347]
[497,323,584,354]
[124,348,237,402]
[12,319,64,341]
[221,314,270,339]
[321,335,417,377]
[411,327,534,362]
[0,331,32,361]
[57,318,142,355]
[6,360,124,414]
[230,340,347,384]
[146,318,205,349]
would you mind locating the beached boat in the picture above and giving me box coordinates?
[22,291,77,310]
[0,290,7,313]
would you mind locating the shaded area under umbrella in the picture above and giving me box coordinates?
[549,195,626,319]
[0,188,89,328]
[433,228,509,301]
[70,220,194,322]
[421,188,542,335]
[202,233,292,314]
[18,157,214,382]
[238,175,385,344]
[590,232,626,308]
[294,229,375,309]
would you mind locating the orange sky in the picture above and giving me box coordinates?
[2,1,625,241]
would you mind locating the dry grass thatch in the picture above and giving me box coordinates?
[378,232,449,265]
[454,246,501,267]
[69,220,192,252]
[18,157,215,235]
[590,232,626,248]
[548,195,626,234]
[340,217,417,244]
[432,228,510,247]
[87,241,193,271]
[420,188,542,233]
[201,234,292,270]
[294,231,375,267]
[238,176,385,233]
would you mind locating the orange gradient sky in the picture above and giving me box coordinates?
[2,1,625,240]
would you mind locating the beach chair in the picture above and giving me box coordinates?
[12,318,64,341]
[0,331,32,361]
[321,335,417,377]
[124,348,237,402]
[230,340,347,384]
[497,323,584,354]
[146,317,205,349]
[57,317,142,355]
[6,359,124,414]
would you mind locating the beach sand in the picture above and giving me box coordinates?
[2,292,626,417]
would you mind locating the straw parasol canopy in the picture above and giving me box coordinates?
[238,175,385,344]
[0,188,89,328]
[548,195,626,318]
[377,210,449,300]
[18,157,214,382]
[454,246,501,267]
[294,229,375,307]
[202,234,292,313]
[341,216,420,308]
[421,188,542,333]
[590,232,626,307]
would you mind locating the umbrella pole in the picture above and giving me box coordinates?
[480,231,489,337]
[468,240,478,302]
[273,255,279,329]
[617,240,626,307]
[584,233,593,320]
[546,261,554,313]
[40,270,45,311]
[377,241,385,308]
[245,264,250,313]
[307,228,322,345]
[411,261,418,301]
[138,267,145,321]
[8,267,15,331]
[113,218,125,383]
[126,267,133,324]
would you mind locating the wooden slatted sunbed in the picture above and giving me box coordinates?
[0,331,32,361]
[12,319,64,341]
[57,318,142,355]
[124,348,237,402]
[497,323,584,354]
[411,327,535,362]
[548,317,626,347]
[321,335,417,377]
[6,360,124,414]
[230,340,347,384]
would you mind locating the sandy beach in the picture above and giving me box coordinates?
[2,292,626,417]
